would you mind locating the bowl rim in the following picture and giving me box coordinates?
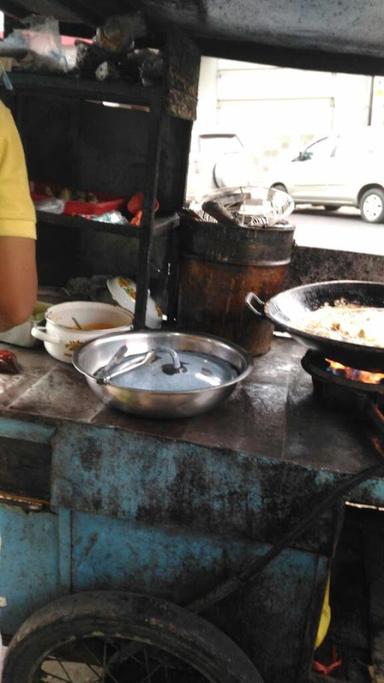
[45,300,134,331]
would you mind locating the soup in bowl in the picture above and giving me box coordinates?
[31,301,134,363]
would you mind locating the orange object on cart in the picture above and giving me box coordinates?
[127,192,159,226]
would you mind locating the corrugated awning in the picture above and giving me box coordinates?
[2,0,384,73]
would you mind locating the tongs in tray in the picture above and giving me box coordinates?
[93,345,181,385]
[94,345,156,385]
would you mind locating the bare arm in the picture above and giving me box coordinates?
[0,104,37,330]
[0,237,37,330]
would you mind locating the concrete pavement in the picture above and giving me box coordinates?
[292,206,384,256]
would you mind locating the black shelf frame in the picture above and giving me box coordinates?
[8,72,161,107]
[10,33,200,329]
[5,31,199,329]
[15,75,165,329]
[36,210,179,237]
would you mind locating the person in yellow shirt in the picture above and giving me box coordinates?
[0,100,37,330]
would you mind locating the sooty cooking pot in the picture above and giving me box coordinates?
[73,330,253,418]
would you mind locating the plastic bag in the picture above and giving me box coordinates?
[2,16,68,73]
[95,12,147,52]
[81,210,129,225]
[34,198,65,214]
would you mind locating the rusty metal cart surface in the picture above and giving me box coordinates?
[1,338,384,682]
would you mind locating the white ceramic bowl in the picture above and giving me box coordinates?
[107,277,163,329]
[31,301,133,363]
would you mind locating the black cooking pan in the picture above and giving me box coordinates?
[245,280,384,371]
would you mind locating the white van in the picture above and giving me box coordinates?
[269,128,384,222]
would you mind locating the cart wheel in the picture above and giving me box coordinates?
[3,591,263,683]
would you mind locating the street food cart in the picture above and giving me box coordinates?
[0,2,384,682]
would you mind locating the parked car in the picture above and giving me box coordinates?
[186,132,258,201]
[268,128,384,222]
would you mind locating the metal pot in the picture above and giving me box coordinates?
[178,188,295,355]
[73,331,253,418]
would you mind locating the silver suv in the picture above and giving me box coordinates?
[269,128,384,223]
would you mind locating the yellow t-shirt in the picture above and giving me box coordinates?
[0,101,36,239]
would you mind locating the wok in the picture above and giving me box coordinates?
[245,280,384,371]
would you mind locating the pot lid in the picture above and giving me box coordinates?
[98,346,238,392]
[107,276,162,329]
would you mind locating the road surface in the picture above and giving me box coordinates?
[292,206,384,256]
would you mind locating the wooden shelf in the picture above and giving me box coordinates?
[36,210,179,237]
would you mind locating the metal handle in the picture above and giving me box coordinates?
[94,344,129,382]
[96,350,156,385]
[94,345,183,385]
[201,200,237,226]
[157,346,181,371]
[245,292,266,319]
[31,325,61,344]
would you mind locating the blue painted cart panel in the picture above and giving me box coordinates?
[71,510,329,682]
[0,500,329,682]
[51,422,337,555]
[0,504,70,635]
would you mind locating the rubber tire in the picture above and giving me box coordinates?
[271,183,287,193]
[3,591,263,683]
[359,188,384,223]
[213,162,224,188]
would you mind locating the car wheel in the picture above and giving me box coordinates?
[359,188,384,223]
[323,205,340,211]
[271,183,287,193]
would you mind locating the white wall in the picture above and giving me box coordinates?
[194,57,375,175]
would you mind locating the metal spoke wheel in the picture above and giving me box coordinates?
[3,592,263,683]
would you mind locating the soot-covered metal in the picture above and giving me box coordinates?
[3,0,384,73]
